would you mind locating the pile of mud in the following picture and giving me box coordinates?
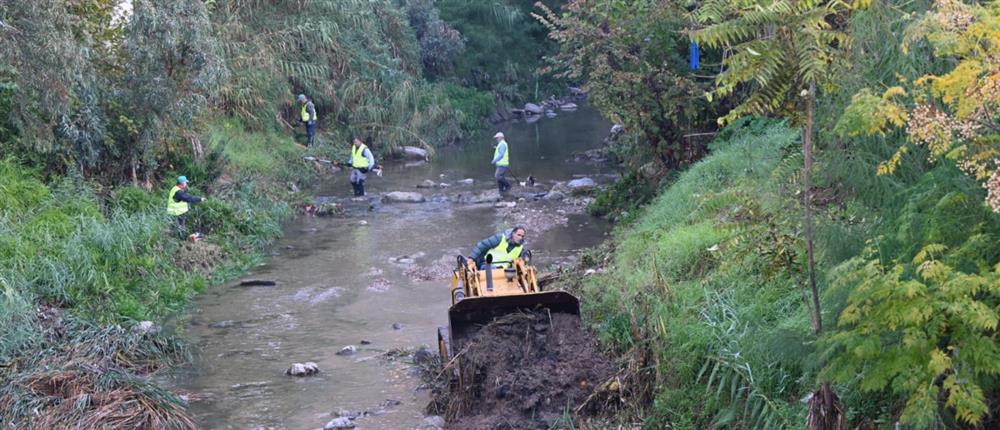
[440,311,615,429]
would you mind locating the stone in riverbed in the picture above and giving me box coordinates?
[567,177,597,192]
[324,416,355,429]
[413,346,435,365]
[423,415,446,429]
[392,322,404,330]
[336,345,357,356]
[286,362,320,376]
[403,146,428,160]
[416,179,437,188]
[384,191,426,203]
[458,178,474,185]
[524,103,543,114]
[543,191,566,201]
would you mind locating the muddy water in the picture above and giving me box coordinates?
[170,106,612,429]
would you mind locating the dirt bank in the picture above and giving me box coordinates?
[436,311,615,429]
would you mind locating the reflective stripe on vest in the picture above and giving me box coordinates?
[167,186,189,216]
[485,233,522,267]
[300,102,316,122]
[494,140,509,166]
[352,144,370,168]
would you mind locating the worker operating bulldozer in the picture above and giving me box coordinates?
[437,226,581,371]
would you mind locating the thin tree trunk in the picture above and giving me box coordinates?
[804,81,821,335]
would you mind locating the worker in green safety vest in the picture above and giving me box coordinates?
[491,131,511,194]
[297,94,318,147]
[469,227,527,269]
[167,176,206,239]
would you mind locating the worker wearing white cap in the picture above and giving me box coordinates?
[491,131,511,194]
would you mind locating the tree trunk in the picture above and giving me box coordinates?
[804,82,821,335]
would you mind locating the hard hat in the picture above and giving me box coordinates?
[493,132,504,139]
[177,175,188,184]
[297,94,306,102]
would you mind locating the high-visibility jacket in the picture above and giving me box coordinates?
[493,140,509,166]
[352,144,371,168]
[300,101,316,123]
[485,233,523,267]
[167,186,189,216]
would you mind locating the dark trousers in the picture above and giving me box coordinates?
[495,166,511,193]
[305,122,317,147]
[174,214,188,238]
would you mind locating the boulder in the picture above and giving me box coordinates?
[550,181,570,194]
[402,146,428,160]
[392,322,404,330]
[324,417,355,429]
[560,102,578,110]
[384,191,426,203]
[458,178,475,185]
[336,345,357,356]
[413,346,435,365]
[543,191,566,201]
[567,177,597,192]
[423,415,446,429]
[416,179,438,188]
[286,362,320,376]
[457,189,501,204]
[524,103,543,114]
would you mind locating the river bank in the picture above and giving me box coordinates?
[165,105,615,429]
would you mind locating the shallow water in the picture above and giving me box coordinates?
[169,106,613,429]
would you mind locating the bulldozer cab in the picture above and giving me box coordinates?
[438,253,580,364]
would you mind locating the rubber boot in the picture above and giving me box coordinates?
[350,182,360,196]
[357,180,365,196]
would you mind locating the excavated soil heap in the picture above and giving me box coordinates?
[443,311,615,429]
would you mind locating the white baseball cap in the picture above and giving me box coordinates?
[493,132,504,138]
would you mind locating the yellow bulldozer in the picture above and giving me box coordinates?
[436,252,580,372]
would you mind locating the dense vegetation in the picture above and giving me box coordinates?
[2,0,998,428]
[544,0,1000,428]
[0,0,564,426]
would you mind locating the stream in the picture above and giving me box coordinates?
[169,105,613,429]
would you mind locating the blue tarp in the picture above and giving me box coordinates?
[690,41,700,71]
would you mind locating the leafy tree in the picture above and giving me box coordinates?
[437,0,562,103]
[825,242,1000,427]
[836,0,1000,213]
[405,0,466,76]
[121,0,226,186]
[210,0,462,150]
[534,0,719,192]
[692,0,853,336]
[0,0,110,171]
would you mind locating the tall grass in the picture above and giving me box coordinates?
[581,120,811,428]
[0,126,303,426]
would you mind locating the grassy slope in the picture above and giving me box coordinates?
[0,126,310,427]
[578,118,1000,428]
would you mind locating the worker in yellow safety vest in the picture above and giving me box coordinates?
[469,227,527,269]
[346,135,376,196]
[167,176,206,239]
[491,131,511,194]
[297,94,318,147]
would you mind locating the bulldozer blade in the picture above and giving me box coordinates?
[446,291,580,354]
